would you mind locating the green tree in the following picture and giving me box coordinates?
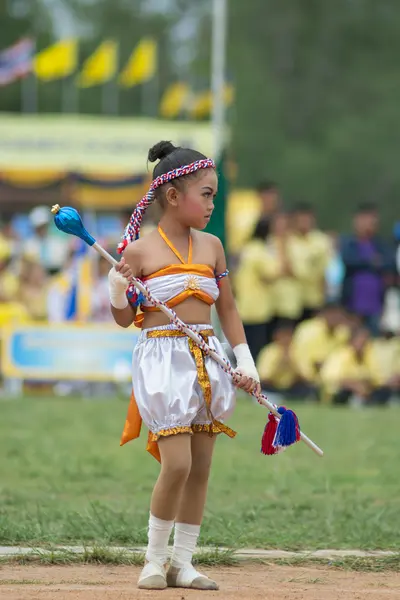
[230,0,400,231]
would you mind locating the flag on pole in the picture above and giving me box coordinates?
[51,240,92,322]
[77,41,117,88]
[119,38,157,87]
[0,38,34,86]
[159,82,190,118]
[190,90,212,119]
[190,84,234,119]
[34,39,77,81]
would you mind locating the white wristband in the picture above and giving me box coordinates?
[233,343,260,382]
[108,267,129,309]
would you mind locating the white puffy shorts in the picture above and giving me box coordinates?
[132,324,236,440]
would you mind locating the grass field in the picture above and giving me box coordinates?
[0,396,399,551]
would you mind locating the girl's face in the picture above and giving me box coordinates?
[168,169,218,230]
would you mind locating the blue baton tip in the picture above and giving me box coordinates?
[51,205,96,246]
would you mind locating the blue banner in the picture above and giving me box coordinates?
[2,324,139,381]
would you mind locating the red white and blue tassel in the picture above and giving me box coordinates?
[126,285,146,307]
[261,406,301,456]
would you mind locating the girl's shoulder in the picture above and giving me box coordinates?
[124,229,159,255]
[192,229,223,250]
[123,230,162,274]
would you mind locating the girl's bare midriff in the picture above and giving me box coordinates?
[141,296,212,329]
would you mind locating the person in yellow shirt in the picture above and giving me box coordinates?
[236,181,281,250]
[389,336,400,396]
[292,302,350,382]
[372,332,400,396]
[320,327,391,406]
[17,258,49,321]
[234,219,281,359]
[0,238,19,302]
[0,237,30,327]
[291,204,332,321]
[252,180,280,239]
[266,212,305,323]
[257,320,316,400]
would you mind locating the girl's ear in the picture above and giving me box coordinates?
[165,185,179,207]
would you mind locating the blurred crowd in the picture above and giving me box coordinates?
[234,182,400,406]
[0,188,399,405]
[0,206,127,326]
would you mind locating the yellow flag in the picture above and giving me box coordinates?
[34,39,77,80]
[190,90,212,119]
[78,41,117,88]
[190,84,235,119]
[159,82,190,119]
[119,38,157,87]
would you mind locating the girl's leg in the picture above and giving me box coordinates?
[175,431,216,524]
[151,433,192,519]
[138,433,192,590]
[168,432,218,590]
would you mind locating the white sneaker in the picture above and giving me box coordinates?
[138,561,167,590]
[167,563,219,590]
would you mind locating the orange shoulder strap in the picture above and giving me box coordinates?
[158,225,192,264]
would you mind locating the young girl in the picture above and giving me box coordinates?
[109,141,260,591]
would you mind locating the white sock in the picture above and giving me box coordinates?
[171,522,201,568]
[145,514,174,567]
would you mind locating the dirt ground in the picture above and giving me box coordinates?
[1,564,399,600]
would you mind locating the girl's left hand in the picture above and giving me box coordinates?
[234,372,261,396]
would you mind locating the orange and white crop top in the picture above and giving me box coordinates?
[127,226,228,328]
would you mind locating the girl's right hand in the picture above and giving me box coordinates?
[115,257,133,281]
[108,260,132,309]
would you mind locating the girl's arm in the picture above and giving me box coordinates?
[109,244,141,328]
[214,237,260,394]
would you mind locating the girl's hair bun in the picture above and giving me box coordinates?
[148,140,176,163]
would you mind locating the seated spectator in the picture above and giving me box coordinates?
[23,206,70,276]
[292,302,349,382]
[389,336,400,398]
[340,204,395,335]
[325,232,345,303]
[381,222,400,333]
[17,258,48,321]
[267,212,304,325]
[257,320,316,401]
[0,215,20,266]
[0,238,18,303]
[251,180,280,240]
[372,332,400,400]
[345,310,364,330]
[291,204,332,320]
[0,237,30,326]
[91,255,115,322]
[235,219,281,360]
[320,327,391,406]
